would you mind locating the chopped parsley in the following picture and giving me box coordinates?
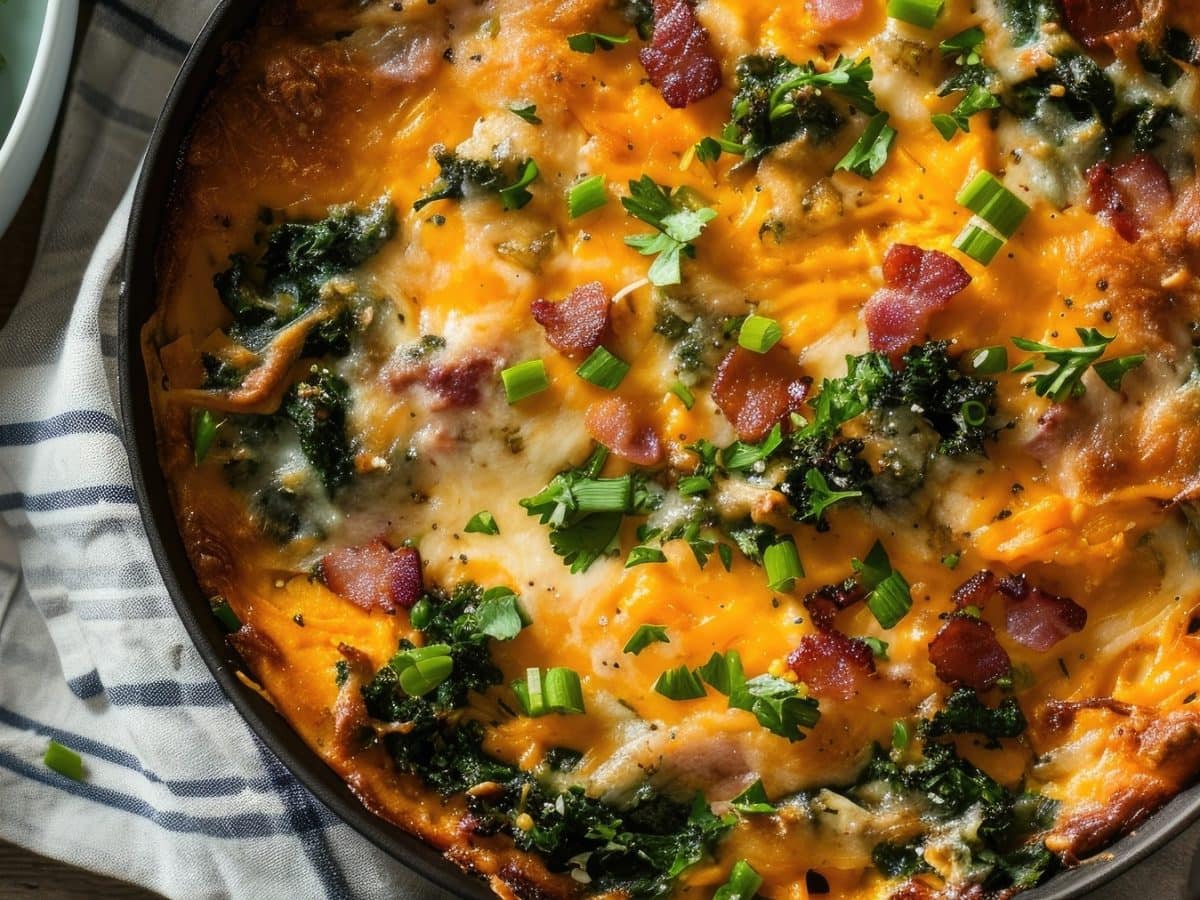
[1012,328,1144,401]
[622,176,717,286]
[567,32,631,53]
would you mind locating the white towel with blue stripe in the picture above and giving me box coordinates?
[0,2,447,897]
[0,3,1198,899]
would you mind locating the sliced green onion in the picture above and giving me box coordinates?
[863,636,890,659]
[653,665,707,700]
[501,359,550,404]
[953,223,1005,265]
[718,544,734,572]
[572,476,633,512]
[738,314,783,354]
[576,346,630,390]
[399,653,454,697]
[624,624,670,655]
[669,381,696,410]
[677,475,712,497]
[464,510,500,535]
[626,546,668,568]
[960,399,988,427]
[514,667,585,716]
[970,345,1009,374]
[409,598,433,630]
[193,409,219,465]
[567,32,630,53]
[713,860,764,900]
[887,0,944,28]
[942,552,961,570]
[763,537,804,593]
[513,667,546,716]
[44,740,84,781]
[956,171,1030,237]
[210,598,241,633]
[509,104,542,125]
[544,667,585,713]
[867,571,912,629]
[730,780,775,814]
[568,175,608,218]
[499,159,540,211]
[892,720,911,750]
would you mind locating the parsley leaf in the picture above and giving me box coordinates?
[730,780,776,814]
[567,32,631,53]
[509,104,542,125]
[623,177,717,286]
[834,112,897,178]
[697,650,821,741]
[1011,328,1131,401]
[932,84,1000,140]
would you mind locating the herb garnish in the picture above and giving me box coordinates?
[622,176,717,286]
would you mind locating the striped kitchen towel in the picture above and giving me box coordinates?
[0,3,1198,900]
[0,2,447,897]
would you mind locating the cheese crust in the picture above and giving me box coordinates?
[143,1,1200,897]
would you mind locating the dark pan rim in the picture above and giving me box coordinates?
[117,3,1200,898]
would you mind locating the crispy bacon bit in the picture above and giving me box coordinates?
[321,540,424,613]
[1041,697,1134,731]
[584,397,664,465]
[951,570,996,610]
[787,632,876,700]
[1059,0,1142,49]
[639,0,723,109]
[531,281,611,360]
[807,0,864,24]
[425,357,494,410]
[1085,153,1173,242]
[928,616,1012,691]
[998,575,1087,651]
[803,581,867,631]
[864,244,972,359]
[712,346,811,442]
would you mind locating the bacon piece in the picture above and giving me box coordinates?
[531,282,611,360]
[321,540,424,613]
[1059,0,1141,49]
[807,0,864,24]
[425,357,494,410]
[787,632,876,700]
[584,397,664,466]
[864,244,972,360]
[951,570,996,610]
[803,581,867,631]
[1085,153,1173,242]
[712,345,811,442]
[639,0,722,109]
[998,575,1087,651]
[928,616,1011,690]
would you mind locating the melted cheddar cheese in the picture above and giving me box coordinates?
[144,1,1200,897]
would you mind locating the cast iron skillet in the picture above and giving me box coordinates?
[119,2,1200,898]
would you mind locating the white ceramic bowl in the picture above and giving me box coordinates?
[0,0,78,238]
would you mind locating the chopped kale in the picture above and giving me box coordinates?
[201,353,246,391]
[252,481,310,544]
[620,0,655,40]
[878,342,997,457]
[1009,54,1117,129]
[778,437,870,530]
[413,151,539,212]
[1113,102,1178,153]
[212,198,394,354]
[925,687,1028,744]
[1164,27,1200,66]
[996,0,1058,47]
[871,841,930,878]
[717,54,873,160]
[653,302,730,382]
[281,367,354,492]
[860,741,1058,891]
[1138,42,1184,88]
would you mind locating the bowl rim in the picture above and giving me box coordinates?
[118,3,1200,898]
[0,0,77,196]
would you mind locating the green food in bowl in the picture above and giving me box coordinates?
[0,0,50,150]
